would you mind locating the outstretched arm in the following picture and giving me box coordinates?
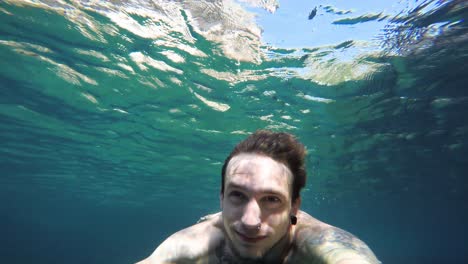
[135,214,224,264]
[135,236,182,264]
[304,227,380,264]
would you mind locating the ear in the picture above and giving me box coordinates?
[291,196,301,215]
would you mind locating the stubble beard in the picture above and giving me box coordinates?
[217,231,269,264]
[217,245,267,264]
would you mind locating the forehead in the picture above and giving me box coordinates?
[225,153,293,196]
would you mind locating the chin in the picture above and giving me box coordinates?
[235,245,267,259]
[225,229,270,259]
[241,250,262,258]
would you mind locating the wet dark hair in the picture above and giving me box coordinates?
[221,130,307,202]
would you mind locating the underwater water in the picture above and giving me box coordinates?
[1,0,467,263]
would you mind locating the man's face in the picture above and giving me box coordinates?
[221,153,299,259]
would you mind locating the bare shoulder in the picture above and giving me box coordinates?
[137,212,224,264]
[293,211,380,264]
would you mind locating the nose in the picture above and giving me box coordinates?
[241,199,261,229]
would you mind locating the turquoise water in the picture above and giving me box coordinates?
[1,0,467,263]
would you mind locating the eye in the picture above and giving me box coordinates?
[262,195,282,209]
[228,191,247,204]
[264,196,281,203]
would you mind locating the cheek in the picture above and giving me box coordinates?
[266,211,290,228]
[222,201,241,220]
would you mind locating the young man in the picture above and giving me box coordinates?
[137,130,380,263]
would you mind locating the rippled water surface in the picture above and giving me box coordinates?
[1,0,467,263]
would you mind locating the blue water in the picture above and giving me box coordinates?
[1,0,467,263]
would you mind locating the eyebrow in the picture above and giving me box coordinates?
[226,183,287,197]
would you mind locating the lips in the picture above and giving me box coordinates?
[235,231,267,243]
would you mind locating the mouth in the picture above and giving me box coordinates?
[235,231,267,243]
